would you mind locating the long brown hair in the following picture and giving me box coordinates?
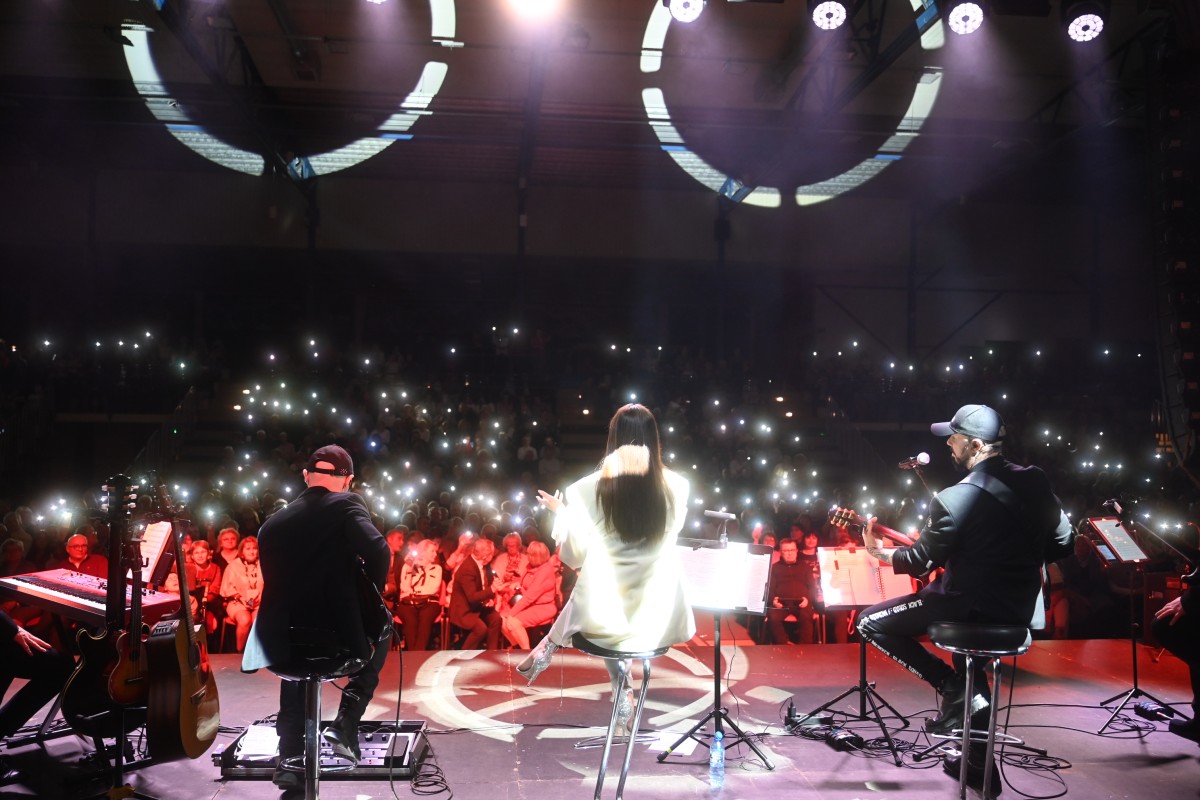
[595,404,674,546]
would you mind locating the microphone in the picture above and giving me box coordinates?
[704,510,737,521]
[898,452,931,470]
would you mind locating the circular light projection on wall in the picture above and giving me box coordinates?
[639,1,945,208]
[121,1,455,177]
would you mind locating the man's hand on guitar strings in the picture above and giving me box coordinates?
[862,517,894,565]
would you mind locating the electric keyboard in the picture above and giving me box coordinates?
[0,568,180,627]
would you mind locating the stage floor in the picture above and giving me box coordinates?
[2,635,1197,800]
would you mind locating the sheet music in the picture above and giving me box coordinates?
[128,520,174,585]
[1085,517,1149,564]
[817,547,914,609]
[676,539,772,615]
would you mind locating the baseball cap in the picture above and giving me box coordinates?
[306,444,354,476]
[930,404,1006,442]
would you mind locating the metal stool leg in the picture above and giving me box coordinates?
[958,656,974,800]
[594,658,628,800]
[614,658,652,800]
[981,656,1002,800]
[303,678,323,800]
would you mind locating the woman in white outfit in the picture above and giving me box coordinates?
[518,403,695,733]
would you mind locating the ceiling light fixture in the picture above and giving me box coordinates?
[664,0,705,23]
[1062,0,1106,43]
[943,0,985,36]
[809,0,848,31]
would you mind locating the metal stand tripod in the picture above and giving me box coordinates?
[656,611,774,770]
[804,636,909,765]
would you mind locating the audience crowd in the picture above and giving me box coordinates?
[2,327,1197,651]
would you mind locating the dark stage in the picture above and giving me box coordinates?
[2,629,1197,800]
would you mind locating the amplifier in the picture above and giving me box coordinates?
[214,719,428,780]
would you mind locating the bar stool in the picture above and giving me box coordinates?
[571,633,670,800]
[926,622,1032,800]
[269,627,369,800]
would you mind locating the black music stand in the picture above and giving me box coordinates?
[657,533,775,770]
[803,547,909,765]
[1083,516,1173,734]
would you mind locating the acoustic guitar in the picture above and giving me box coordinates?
[828,506,916,547]
[61,477,144,738]
[108,507,151,705]
[146,487,221,760]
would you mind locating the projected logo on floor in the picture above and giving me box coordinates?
[400,646,788,755]
[121,0,455,176]
[639,1,944,207]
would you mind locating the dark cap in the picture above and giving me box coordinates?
[307,444,354,476]
[930,404,1006,443]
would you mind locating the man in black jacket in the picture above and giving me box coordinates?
[857,405,1073,789]
[449,537,501,650]
[1153,573,1199,744]
[242,445,391,789]
[0,608,75,783]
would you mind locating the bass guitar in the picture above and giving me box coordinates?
[146,485,221,760]
[61,477,144,738]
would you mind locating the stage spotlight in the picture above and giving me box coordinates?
[809,0,848,31]
[664,0,705,23]
[1062,0,1106,43]
[943,0,985,36]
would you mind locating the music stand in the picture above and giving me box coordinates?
[803,546,910,765]
[656,533,775,770]
[1082,517,1173,734]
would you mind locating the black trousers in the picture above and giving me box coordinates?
[275,631,391,759]
[857,591,976,690]
[1151,600,1200,716]
[0,637,75,739]
[396,601,439,651]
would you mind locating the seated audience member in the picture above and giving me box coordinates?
[498,541,559,650]
[0,539,35,577]
[53,533,108,578]
[395,539,443,650]
[491,531,529,605]
[766,537,819,644]
[449,538,499,650]
[176,540,223,635]
[213,527,242,570]
[220,536,262,652]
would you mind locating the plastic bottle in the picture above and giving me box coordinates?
[708,730,725,788]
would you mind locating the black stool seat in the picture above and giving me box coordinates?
[572,633,671,661]
[928,622,1032,656]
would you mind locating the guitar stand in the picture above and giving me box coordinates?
[84,708,160,800]
[657,611,775,770]
[804,637,908,766]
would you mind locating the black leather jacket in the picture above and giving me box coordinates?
[892,455,1073,627]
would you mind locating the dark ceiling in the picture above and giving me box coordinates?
[1,0,1189,205]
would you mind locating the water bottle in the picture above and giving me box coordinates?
[708,730,725,788]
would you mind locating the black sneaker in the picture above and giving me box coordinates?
[0,755,20,786]
[1168,718,1200,744]
[321,720,361,764]
[271,766,302,790]
[943,751,1002,796]
[927,702,991,737]
[927,673,991,735]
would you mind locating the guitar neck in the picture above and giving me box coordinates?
[873,523,914,548]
